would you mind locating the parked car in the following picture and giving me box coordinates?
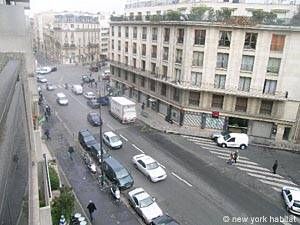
[72,85,83,95]
[87,98,100,109]
[50,66,57,72]
[128,188,163,224]
[87,112,102,127]
[90,143,111,163]
[56,92,68,105]
[46,83,56,91]
[151,215,180,225]
[211,131,230,142]
[36,66,51,74]
[97,96,109,106]
[103,131,122,149]
[132,154,167,182]
[83,91,96,99]
[282,186,300,215]
[217,133,249,150]
[78,129,97,151]
[103,157,134,190]
[37,76,48,83]
[81,75,91,83]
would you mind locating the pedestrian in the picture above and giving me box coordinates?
[141,102,145,111]
[68,146,75,160]
[46,105,51,116]
[44,111,49,122]
[233,150,238,163]
[272,160,278,174]
[44,128,51,140]
[95,81,97,88]
[87,200,97,222]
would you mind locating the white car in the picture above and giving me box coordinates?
[83,91,96,99]
[282,186,300,215]
[46,83,56,91]
[36,66,51,74]
[56,92,68,105]
[37,76,48,83]
[102,131,122,149]
[132,154,167,182]
[128,188,163,224]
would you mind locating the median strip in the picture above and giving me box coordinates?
[171,172,193,187]
[131,144,144,154]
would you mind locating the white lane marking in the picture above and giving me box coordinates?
[236,167,285,179]
[158,163,166,169]
[171,172,193,187]
[186,137,213,144]
[235,163,271,171]
[132,144,144,153]
[248,173,297,186]
[68,92,88,109]
[272,187,282,192]
[189,140,217,147]
[119,134,128,142]
[56,112,73,136]
[106,123,114,130]
[202,146,232,152]
[258,179,293,188]
[209,150,248,160]
[217,156,258,165]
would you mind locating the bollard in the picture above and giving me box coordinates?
[59,215,66,225]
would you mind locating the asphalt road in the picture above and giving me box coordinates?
[39,64,300,225]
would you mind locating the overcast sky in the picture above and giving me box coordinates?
[30,0,126,15]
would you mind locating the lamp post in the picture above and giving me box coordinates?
[98,83,105,187]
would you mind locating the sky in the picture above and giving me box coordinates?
[29,0,126,15]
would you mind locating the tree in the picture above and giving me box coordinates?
[165,10,182,21]
[189,6,209,21]
[216,8,235,22]
[264,12,277,24]
[291,6,300,25]
[251,9,266,23]
[208,8,216,21]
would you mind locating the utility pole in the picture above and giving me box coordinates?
[98,83,104,187]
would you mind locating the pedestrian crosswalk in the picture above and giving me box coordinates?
[181,135,299,192]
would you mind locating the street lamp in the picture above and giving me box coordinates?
[98,83,105,187]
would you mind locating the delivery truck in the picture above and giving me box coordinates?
[110,97,136,123]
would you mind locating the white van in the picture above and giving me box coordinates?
[217,133,249,150]
[72,84,83,95]
[56,92,68,105]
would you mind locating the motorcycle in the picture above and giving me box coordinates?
[110,184,120,201]
[88,163,97,174]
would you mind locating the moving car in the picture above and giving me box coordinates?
[46,83,56,91]
[128,188,163,224]
[72,85,83,95]
[103,157,134,190]
[78,129,97,151]
[282,186,300,215]
[103,131,122,149]
[151,215,180,225]
[132,154,167,182]
[81,75,91,83]
[211,131,230,142]
[36,66,51,74]
[56,92,68,105]
[217,133,249,150]
[87,98,100,109]
[37,76,48,83]
[97,96,109,106]
[87,112,102,127]
[83,91,96,99]
[89,143,111,163]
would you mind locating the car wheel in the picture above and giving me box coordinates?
[133,163,137,169]
[221,143,226,148]
[148,175,152,182]
[240,144,246,150]
[286,205,290,212]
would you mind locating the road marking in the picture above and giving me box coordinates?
[236,167,285,179]
[235,163,271,171]
[56,112,73,136]
[209,150,248,160]
[258,179,296,188]
[171,172,193,187]
[119,134,128,142]
[106,123,114,130]
[202,146,232,153]
[247,173,297,186]
[217,156,258,165]
[272,187,282,192]
[132,144,144,153]
[186,137,213,144]
[68,92,88,109]
[158,163,166,169]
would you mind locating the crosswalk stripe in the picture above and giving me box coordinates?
[258,179,288,188]
[247,173,297,186]
[236,167,285,178]
[210,151,228,157]
[187,138,213,144]
[272,187,282,192]
[210,150,248,160]
[204,146,232,153]
[217,156,258,165]
[191,141,217,148]
[182,135,211,142]
[235,163,271,171]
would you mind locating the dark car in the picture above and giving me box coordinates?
[81,75,91,83]
[90,143,111,163]
[97,96,109,106]
[151,215,180,225]
[87,98,100,109]
[89,66,98,72]
[51,66,57,72]
[87,112,102,126]
[78,129,97,151]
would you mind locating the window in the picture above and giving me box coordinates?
[150,80,155,91]
[133,43,137,54]
[152,27,158,41]
[176,49,183,63]
[125,42,128,53]
[125,26,129,38]
[194,30,206,45]
[142,27,147,40]
[270,34,285,51]
[125,71,128,80]
[216,53,229,69]
[260,100,273,115]
[211,95,224,109]
[111,26,114,36]
[133,27,137,39]
[192,51,204,67]
[151,45,157,58]
[162,47,169,61]
[118,40,121,51]
[118,26,121,37]
[235,97,248,112]
[140,77,145,87]
[161,83,167,96]
[142,44,146,56]
[214,74,226,89]
[162,65,168,78]
[125,56,128,65]
[263,80,277,94]
[189,91,200,106]
[141,60,146,71]
[175,68,181,83]
[241,55,254,72]
[173,88,180,101]
[177,28,184,44]
[132,73,136,83]
[133,58,136,68]
[164,28,170,42]
[118,54,120,62]
[244,33,257,49]
[219,31,231,47]
[151,63,156,74]
[117,68,121,77]
[239,77,251,92]
[111,40,114,50]
[191,72,202,86]
[267,58,281,74]
[111,53,114,60]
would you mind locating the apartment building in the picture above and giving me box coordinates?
[109,18,300,143]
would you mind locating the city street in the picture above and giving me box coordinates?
[40,64,300,225]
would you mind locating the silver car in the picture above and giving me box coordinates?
[282,186,300,215]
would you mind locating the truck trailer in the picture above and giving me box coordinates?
[110,97,136,123]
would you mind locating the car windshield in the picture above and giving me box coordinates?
[85,136,95,142]
[146,162,159,170]
[115,168,129,179]
[294,200,300,208]
[223,134,231,140]
[110,136,120,143]
[60,97,67,101]
[140,196,154,208]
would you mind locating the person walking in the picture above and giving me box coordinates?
[44,129,51,140]
[44,111,49,122]
[272,160,278,174]
[87,200,97,222]
[233,151,238,163]
[68,146,75,160]
[141,102,145,111]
